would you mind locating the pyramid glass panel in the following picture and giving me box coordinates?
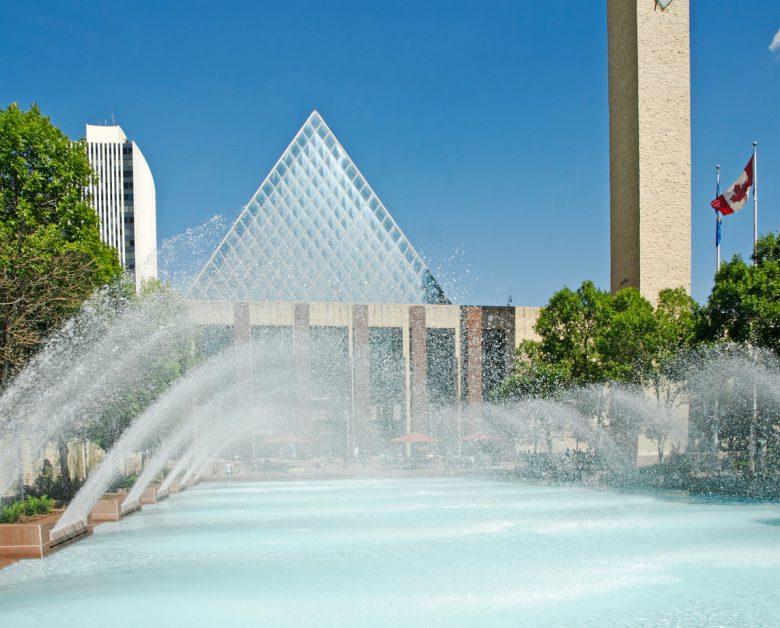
[190,111,447,304]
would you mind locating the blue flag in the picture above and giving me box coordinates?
[715,212,722,247]
[715,176,722,247]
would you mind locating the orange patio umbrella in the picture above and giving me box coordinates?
[263,433,315,445]
[391,432,438,444]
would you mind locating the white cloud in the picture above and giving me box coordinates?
[769,28,780,53]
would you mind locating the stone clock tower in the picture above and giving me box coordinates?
[607,0,691,301]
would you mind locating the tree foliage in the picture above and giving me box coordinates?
[490,340,570,401]
[86,280,199,452]
[496,282,698,402]
[494,281,698,461]
[494,231,780,474]
[534,280,611,386]
[699,232,780,354]
[0,103,122,385]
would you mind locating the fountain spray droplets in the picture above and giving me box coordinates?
[53,343,252,533]
[53,341,305,533]
[51,335,779,540]
[0,280,196,498]
[156,214,230,295]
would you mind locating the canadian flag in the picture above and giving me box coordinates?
[711,156,754,215]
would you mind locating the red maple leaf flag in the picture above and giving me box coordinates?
[711,156,754,215]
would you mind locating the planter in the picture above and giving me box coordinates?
[139,483,169,505]
[89,493,142,525]
[0,513,91,560]
[121,499,141,516]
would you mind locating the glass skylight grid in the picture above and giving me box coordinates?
[190,111,447,304]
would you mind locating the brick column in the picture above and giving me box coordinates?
[293,303,311,433]
[233,302,250,345]
[351,304,370,450]
[232,302,253,453]
[464,306,483,405]
[409,305,427,433]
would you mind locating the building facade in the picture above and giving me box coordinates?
[187,299,542,452]
[85,124,157,290]
[183,110,546,451]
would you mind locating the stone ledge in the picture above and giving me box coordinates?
[139,483,169,505]
[89,493,142,525]
[0,513,91,560]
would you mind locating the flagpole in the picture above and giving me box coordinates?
[716,164,721,273]
[750,141,759,474]
[752,141,758,258]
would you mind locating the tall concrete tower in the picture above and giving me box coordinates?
[607,0,691,300]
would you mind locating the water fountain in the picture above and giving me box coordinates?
[0,283,195,498]
[122,386,245,507]
[0,285,778,626]
[50,343,254,536]
[0,196,777,625]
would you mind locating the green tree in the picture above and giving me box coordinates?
[496,282,697,463]
[594,288,658,459]
[699,232,780,473]
[0,103,122,384]
[645,289,697,462]
[86,281,198,452]
[490,340,571,401]
[700,232,780,354]
[596,288,656,385]
[0,103,122,493]
[534,280,613,386]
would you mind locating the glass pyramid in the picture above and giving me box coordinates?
[189,111,447,304]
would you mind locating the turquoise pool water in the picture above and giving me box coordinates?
[1,479,779,626]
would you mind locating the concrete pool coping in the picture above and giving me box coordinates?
[140,483,170,505]
[0,512,91,561]
[167,480,184,493]
[88,493,142,525]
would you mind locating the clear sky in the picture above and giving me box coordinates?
[1,1,778,306]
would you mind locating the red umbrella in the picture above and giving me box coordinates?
[391,432,438,444]
[264,433,314,445]
[462,432,500,442]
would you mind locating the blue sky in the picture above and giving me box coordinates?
[1,1,777,305]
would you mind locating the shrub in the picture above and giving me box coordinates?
[0,495,55,524]
[109,474,138,491]
[23,459,84,501]
[25,474,84,502]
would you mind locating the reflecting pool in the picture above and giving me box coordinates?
[2,479,780,626]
